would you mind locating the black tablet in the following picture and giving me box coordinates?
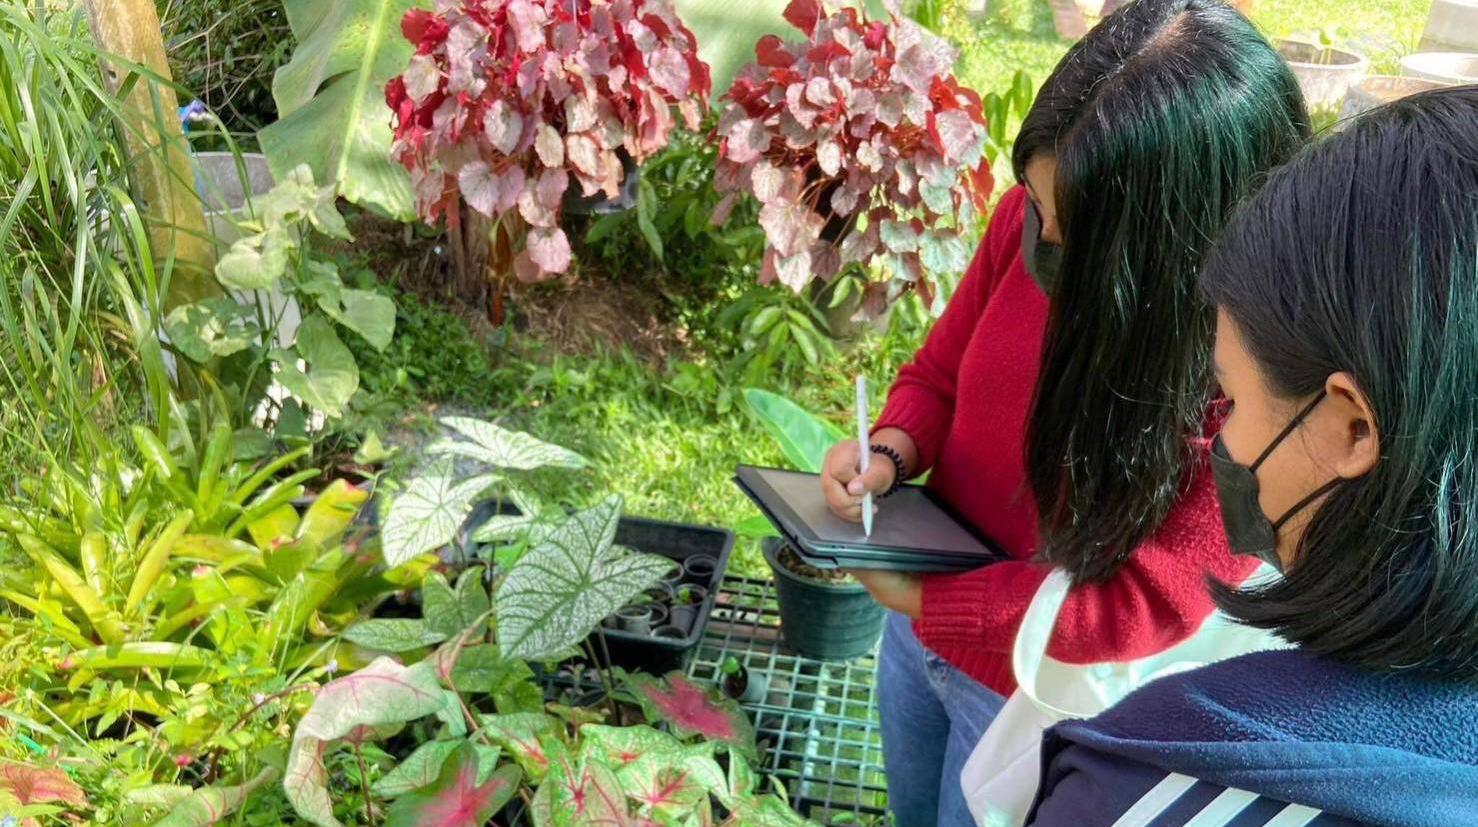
[734,465,1008,573]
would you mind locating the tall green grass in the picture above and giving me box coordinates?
[0,4,184,491]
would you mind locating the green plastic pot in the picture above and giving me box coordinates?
[763,539,885,660]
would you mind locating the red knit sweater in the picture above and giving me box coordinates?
[874,186,1258,697]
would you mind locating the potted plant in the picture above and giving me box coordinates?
[670,583,709,633]
[387,0,712,321]
[739,388,887,660]
[1274,29,1370,113]
[711,0,992,327]
[721,655,770,704]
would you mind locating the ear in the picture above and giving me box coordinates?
[1324,371,1380,478]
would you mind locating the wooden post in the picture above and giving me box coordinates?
[84,0,216,308]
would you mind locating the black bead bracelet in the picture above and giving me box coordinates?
[869,444,907,498]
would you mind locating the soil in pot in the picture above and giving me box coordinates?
[652,625,687,642]
[669,584,708,634]
[721,658,770,705]
[764,539,885,660]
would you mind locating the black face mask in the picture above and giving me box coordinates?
[1021,197,1063,296]
[1210,391,1343,571]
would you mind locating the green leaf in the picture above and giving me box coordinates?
[259,0,426,221]
[341,618,447,653]
[477,713,561,783]
[741,388,846,474]
[919,231,971,275]
[164,298,262,363]
[153,768,277,827]
[429,417,587,470]
[271,316,359,418]
[637,177,665,262]
[284,658,446,827]
[372,738,505,797]
[215,225,297,290]
[496,497,671,661]
[422,568,490,638]
[332,288,397,350]
[380,460,494,567]
[724,794,816,826]
[383,744,520,827]
[371,740,462,798]
[448,643,533,696]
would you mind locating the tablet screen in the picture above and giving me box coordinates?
[743,467,997,558]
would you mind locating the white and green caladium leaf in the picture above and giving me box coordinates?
[496,496,671,661]
[283,658,446,827]
[164,297,262,363]
[430,417,588,471]
[270,316,359,418]
[380,459,495,568]
[260,0,425,221]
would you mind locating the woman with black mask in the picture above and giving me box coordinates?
[1028,85,1478,827]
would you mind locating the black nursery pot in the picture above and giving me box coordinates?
[668,585,709,634]
[762,538,885,660]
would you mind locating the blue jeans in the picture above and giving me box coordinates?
[877,612,1005,827]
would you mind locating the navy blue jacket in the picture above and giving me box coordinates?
[1026,649,1478,826]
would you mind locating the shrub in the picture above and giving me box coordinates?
[387,0,712,283]
[712,0,993,315]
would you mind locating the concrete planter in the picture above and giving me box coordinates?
[1339,75,1451,121]
[1420,0,1478,53]
[1400,52,1478,85]
[1275,39,1369,113]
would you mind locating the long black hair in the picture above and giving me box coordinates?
[1201,85,1478,678]
[1011,0,1308,583]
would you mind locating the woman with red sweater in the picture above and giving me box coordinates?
[818,2,1309,824]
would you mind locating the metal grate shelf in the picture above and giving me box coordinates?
[688,575,888,826]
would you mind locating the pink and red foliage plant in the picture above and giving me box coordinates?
[387,0,712,282]
[713,0,993,312]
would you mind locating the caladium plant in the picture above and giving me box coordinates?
[387,0,713,282]
[712,0,993,314]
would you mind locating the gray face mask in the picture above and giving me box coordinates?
[1021,197,1063,296]
[1209,391,1342,570]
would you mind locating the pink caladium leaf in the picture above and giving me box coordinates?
[535,122,565,167]
[383,744,521,827]
[484,100,524,156]
[724,118,771,165]
[0,761,88,824]
[759,200,824,258]
[535,167,570,211]
[774,250,813,291]
[625,672,758,760]
[390,0,711,262]
[284,658,446,827]
[547,757,631,826]
[479,712,561,782]
[526,226,572,274]
[458,160,502,218]
[649,46,692,98]
[817,139,843,177]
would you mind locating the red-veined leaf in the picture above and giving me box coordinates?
[625,673,757,760]
[383,744,521,827]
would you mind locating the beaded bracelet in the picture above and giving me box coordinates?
[869,444,908,498]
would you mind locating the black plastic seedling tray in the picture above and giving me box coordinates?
[461,501,734,675]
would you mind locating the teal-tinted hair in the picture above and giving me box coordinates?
[1203,85,1478,678]
[1012,0,1309,583]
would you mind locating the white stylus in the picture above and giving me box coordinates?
[855,375,872,538]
